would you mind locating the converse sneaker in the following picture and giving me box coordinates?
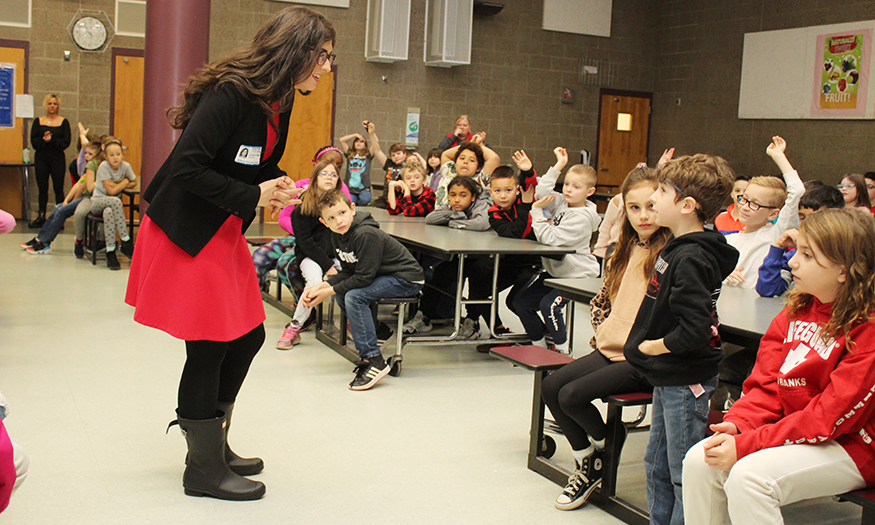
[20,238,38,249]
[458,318,481,340]
[74,238,85,259]
[106,249,121,270]
[402,310,432,334]
[555,449,604,511]
[349,355,390,391]
[25,240,51,254]
[276,322,302,349]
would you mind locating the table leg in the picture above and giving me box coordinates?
[20,165,32,221]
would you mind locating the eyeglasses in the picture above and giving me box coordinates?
[736,194,778,212]
[318,170,339,179]
[837,184,855,190]
[316,50,336,66]
[664,178,689,199]
[664,179,707,223]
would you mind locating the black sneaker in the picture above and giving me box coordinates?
[555,449,604,510]
[106,250,121,270]
[25,239,51,254]
[349,355,390,391]
[20,238,38,249]
[74,238,85,259]
[119,239,135,259]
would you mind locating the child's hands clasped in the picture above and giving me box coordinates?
[512,150,533,171]
[703,421,740,471]
[302,281,334,308]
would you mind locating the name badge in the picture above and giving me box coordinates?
[235,145,262,166]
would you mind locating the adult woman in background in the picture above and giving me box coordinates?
[29,94,71,228]
[125,6,335,500]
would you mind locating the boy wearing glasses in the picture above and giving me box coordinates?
[624,154,738,525]
[724,136,804,289]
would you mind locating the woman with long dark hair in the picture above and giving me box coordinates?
[125,6,335,500]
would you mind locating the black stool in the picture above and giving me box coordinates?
[84,212,105,265]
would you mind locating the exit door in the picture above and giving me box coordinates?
[596,90,652,191]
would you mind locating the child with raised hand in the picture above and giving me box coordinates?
[365,120,407,208]
[404,176,490,337]
[725,136,804,288]
[433,137,500,207]
[338,131,372,205]
[276,158,343,348]
[756,183,844,297]
[542,165,670,511]
[683,208,875,525]
[387,161,436,216]
[623,154,738,525]
[90,137,136,270]
[22,136,101,255]
[302,190,424,391]
[512,147,601,354]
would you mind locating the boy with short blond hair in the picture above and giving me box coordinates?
[512,147,601,354]
[302,190,424,391]
[623,153,739,525]
[724,136,804,289]
[387,161,436,216]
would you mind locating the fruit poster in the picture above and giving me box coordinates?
[812,29,871,117]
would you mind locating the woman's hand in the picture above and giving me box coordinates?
[258,176,302,218]
[43,131,52,142]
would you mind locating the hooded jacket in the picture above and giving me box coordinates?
[623,229,739,386]
[326,211,424,297]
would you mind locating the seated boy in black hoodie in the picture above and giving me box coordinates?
[302,190,424,391]
[622,154,739,525]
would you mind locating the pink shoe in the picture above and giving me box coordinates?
[276,323,301,350]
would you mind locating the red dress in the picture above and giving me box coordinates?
[125,215,265,342]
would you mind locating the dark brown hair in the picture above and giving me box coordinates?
[842,173,872,209]
[658,154,735,223]
[454,141,485,172]
[604,166,671,299]
[167,7,335,130]
[318,188,351,212]
[300,158,340,216]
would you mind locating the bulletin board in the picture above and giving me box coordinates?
[739,20,875,119]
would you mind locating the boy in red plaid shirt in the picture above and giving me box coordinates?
[387,162,436,216]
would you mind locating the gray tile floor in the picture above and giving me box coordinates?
[0,219,863,524]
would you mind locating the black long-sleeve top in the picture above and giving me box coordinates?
[30,118,71,154]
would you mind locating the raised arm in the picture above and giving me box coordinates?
[338,132,362,156]
[479,143,500,175]
[766,136,804,231]
[365,121,388,167]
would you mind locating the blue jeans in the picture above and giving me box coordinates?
[39,197,83,245]
[335,275,422,359]
[645,377,717,525]
[349,189,372,206]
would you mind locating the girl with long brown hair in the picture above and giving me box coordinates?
[541,165,671,511]
[125,6,335,500]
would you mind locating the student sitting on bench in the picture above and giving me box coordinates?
[541,165,669,510]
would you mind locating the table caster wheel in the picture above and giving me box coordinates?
[388,357,402,377]
[541,435,556,459]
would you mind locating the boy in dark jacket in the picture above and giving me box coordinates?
[302,190,424,391]
[622,154,739,525]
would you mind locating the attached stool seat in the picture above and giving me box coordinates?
[84,212,106,265]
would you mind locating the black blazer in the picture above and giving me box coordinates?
[144,83,291,256]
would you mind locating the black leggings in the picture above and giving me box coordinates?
[34,150,67,212]
[178,324,265,420]
[541,351,650,450]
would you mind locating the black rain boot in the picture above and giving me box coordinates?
[173,413,265,500]
[28,211,45,229]
[217,402,264,476]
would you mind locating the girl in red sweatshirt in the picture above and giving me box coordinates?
[683,208,875,524]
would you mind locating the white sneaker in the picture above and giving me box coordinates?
[458,318,481,340]
[403,311,432,334]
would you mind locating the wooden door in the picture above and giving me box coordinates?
[112,52,144,187]
[596,91,652,191]
[0,45,26,162]
[271,69,335,223]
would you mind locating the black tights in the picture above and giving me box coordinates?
[178,324,265,420]
[541,351,650,450]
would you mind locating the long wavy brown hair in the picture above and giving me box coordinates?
[300,158,340,216]
[167,6,335,130]
[603,166,672,299]
[785,208,875,347]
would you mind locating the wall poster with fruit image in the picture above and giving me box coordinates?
[811,29,871,117]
